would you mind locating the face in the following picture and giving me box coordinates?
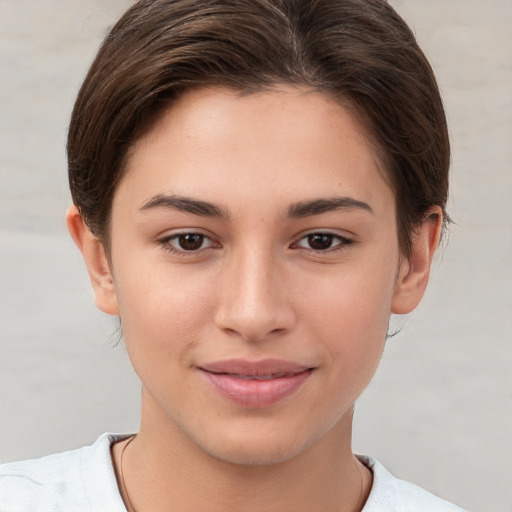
[73,86,437,466]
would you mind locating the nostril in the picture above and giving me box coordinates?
[233,326,288,343]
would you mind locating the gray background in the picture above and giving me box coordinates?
[0,1,511,511]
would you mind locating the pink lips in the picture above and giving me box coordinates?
[199,359,313,408]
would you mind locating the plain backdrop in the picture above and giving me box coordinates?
[1,1,511,511]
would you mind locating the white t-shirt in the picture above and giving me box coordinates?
[0,433,467,511]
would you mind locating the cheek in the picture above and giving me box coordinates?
[301,263,396,373]
[112,258,215,364]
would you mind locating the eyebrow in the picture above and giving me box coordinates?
[287,196,374,217]
[139,194,229,219]
[139,194,373,220]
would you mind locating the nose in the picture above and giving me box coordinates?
[214,247,296,342]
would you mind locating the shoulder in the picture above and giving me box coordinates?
[360,456,468,512]
[0,433,129,512]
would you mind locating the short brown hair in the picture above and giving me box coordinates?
[67,0,450,256]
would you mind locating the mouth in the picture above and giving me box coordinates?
[223,372,291,381]
[198,359,314,408]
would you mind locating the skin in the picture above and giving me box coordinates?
[67,85,442,512]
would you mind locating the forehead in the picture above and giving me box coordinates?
[119,85,393,215]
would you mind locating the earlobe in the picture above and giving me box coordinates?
[391,207,443,315]
[65,205,120,316]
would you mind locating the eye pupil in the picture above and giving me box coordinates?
[178,234,204,250]
[308,234,333,250]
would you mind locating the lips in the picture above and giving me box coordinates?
[199,359,314,408]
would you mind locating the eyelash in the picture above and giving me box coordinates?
[291,232,354,253]
[159,232,219,256]
[158,231,354,256]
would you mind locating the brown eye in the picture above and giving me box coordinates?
[162,232,216,253]
[177,233,205,251]
[295,232,352,252]
[307,234,335,250]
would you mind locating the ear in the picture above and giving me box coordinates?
[391,206,443,314]
[66,205,120,316]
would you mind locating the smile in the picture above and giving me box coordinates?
[199,359,314,408]
[230,373,289,380]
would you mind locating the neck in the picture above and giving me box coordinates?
[115,395,371,512]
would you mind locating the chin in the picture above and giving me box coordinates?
[208,441,306,467]
[193,421,326,467]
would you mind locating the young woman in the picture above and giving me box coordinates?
[0,1,467,510]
